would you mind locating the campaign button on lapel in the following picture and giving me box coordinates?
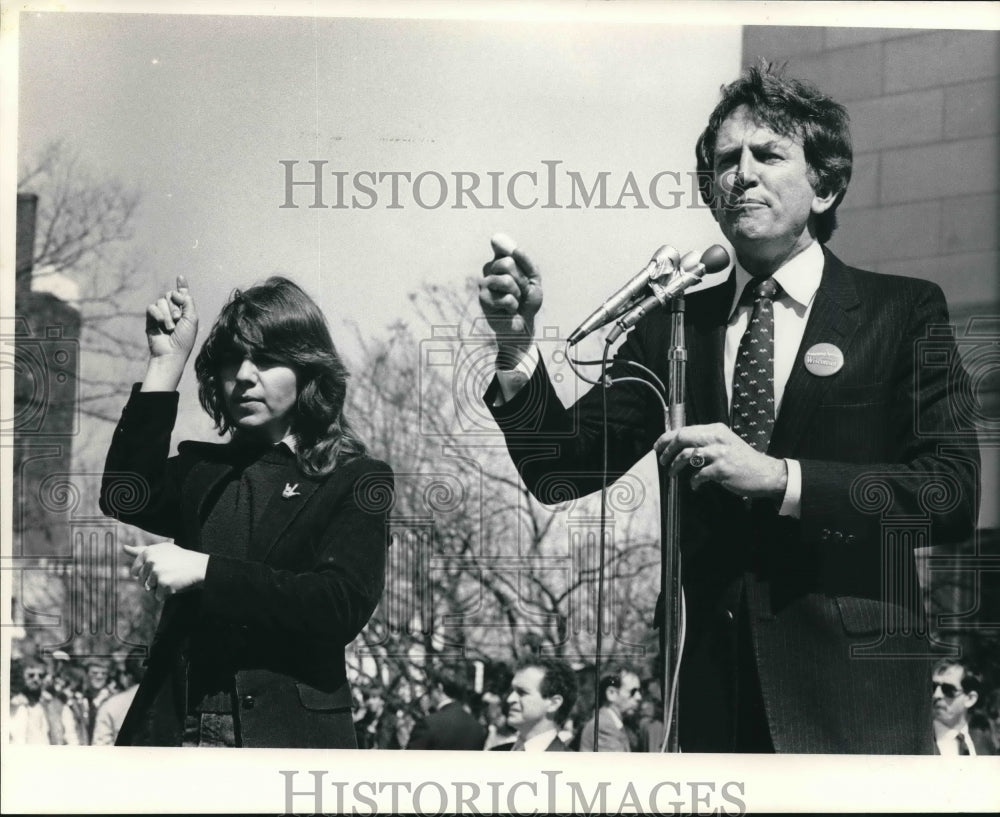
[804,343,844,376]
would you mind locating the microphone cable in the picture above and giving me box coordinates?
[570,334,686,752]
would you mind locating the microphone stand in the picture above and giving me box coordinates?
[569,244,728,753]
[660,290,686,753]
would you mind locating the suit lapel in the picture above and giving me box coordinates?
[248,471,320,562]
[184,445,323,563]
[686,274,734,425]
[768,249,861,456]
[545,735,567,751]
[183,459,233,552]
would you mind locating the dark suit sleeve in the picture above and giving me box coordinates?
[99,386,186,539]
[798,280,979,562]
[199,459,393,645]
[485,326,665,503]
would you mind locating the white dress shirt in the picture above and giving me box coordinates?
[724,239,825,517]
[518,725,560,752]
[934,721,978,756]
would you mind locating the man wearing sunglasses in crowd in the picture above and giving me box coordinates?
[9,658,80,745]
[931,658,995,756]
[579,668,642,752]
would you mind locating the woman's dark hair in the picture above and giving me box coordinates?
[696,61,853,244]
[194,276,366,475]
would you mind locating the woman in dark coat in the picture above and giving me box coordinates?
[100,275,392,747]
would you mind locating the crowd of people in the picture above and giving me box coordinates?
[8,648,145,745]
[348,657,999,754]
[350,660,657,752]
[9,61,991,756]
[10,648,998,755]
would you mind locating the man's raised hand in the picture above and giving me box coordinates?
[479,233,543,356]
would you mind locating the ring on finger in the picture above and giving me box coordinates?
[689,450,707,469]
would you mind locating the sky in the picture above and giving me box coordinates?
[15,9,739,450]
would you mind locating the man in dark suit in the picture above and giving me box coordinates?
[478,64,979,753]
[578,668,642,753]
[492,656,578,752]
[932,659,995,756]
[406,669,486,750]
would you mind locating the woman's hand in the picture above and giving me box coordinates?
[125,542,209,602]
[141,276,199,392]
[146,275,198,359]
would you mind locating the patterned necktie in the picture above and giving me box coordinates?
[731,277,781,452]
[956,733,971,755]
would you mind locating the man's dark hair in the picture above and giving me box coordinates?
[430,667,470,702]
[15,658,43,688]
[597,666,637,707]
[696,61,853,244]
[984,688,1000,720]
[933,658,985,702]
[516,656,579,723]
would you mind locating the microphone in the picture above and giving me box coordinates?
[568,244,680,346]
[605,244,731,343]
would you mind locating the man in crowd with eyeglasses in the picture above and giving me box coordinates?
[579,668,642,752]
[931,658,994,756]
[9,658,80,745]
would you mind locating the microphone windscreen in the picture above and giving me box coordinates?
[700,244,731,274]
[654,244,681,268]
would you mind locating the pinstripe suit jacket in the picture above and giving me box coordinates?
[487,248,979,753]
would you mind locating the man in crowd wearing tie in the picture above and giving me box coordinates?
[578,668,642,753]
[80,658,113,744]
[932,659,994,756]
[493,656,578,752]
[478,63,978,753]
